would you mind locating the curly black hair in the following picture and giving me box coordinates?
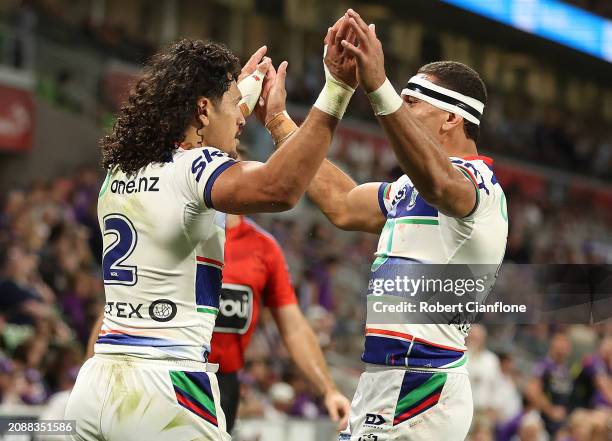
[101,39,241,174]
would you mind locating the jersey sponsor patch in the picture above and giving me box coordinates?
[149,299,178,322]
[190,149,228,182]
[109,176,160,194]
[104,299,177,322]
[214,283,253,334]
[392,187,438,218]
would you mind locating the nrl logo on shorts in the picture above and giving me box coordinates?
[358,434,379,441]
[364,413,385,427]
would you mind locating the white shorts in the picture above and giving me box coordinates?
[340,366,473,441]
[65,355,230,441]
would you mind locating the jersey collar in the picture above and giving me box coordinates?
[461,155,493,166]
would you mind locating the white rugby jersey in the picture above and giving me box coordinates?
[94,147,237,362]
[364,156,508,370]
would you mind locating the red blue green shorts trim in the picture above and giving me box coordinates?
[339,367,473,441]
[393,371,447,425]
[170,370,218,427]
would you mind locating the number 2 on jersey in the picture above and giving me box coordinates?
[102,214,138,285]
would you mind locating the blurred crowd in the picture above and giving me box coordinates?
[464,324,612,441]
[481,97,612,182]
[0,168,102,413]
[7,0,154,66]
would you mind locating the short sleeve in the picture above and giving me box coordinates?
[263,238,298,308]
[450,158,498,218]
[378,175,411,217]
[176,147,237,208]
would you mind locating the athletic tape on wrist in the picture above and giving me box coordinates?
[238,68,266,117]
[313,45,355,119]
[367,78,403,116]
[265,111,298,146]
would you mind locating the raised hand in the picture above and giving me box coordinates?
[239,56,271,117]
[254,62,276,124]
[313,15,357,120]
[238,45,267,82]
[324,15,358,89]
[341,9,387,93]
[255,60,289,126]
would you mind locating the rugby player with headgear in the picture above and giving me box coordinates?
[303,9,509,441]
[66,18,360,441]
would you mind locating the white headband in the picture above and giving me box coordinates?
[401,76,485,125]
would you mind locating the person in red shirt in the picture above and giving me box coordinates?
[210,213,349,432]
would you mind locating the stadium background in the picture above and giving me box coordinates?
[0,0,611,440]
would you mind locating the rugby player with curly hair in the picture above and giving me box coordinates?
[66,20,359,441]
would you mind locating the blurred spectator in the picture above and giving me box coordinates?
[468,325,504,419]
[34,366,78,441]
[571,336,612,409]
[0,244,51,325]
[515,411,548,441]
[0,357,21,405]
[469,413,495,441]
[555,408,611,441]
[265,382,295,421]
[12,337,49,404]
[286,372,323,419]
[496,353,523,425]
[526,333,574,435]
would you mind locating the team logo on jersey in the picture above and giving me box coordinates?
[358,434,379,441]
[364,414,386,426]
[407,188,419,210]
[214,284,253,334]
[149,299,178,322]
[391,186,407,207]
